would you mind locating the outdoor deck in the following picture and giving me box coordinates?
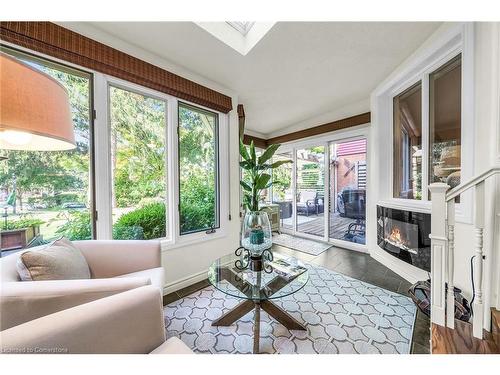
[282,212,364,243]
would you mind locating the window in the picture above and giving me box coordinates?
[393,82,422,200]
[178,103,219,235]
[392,54,462,201]
[0,47,94,246]
[226,22,255,36]
[108,86,167,240]
[429,55,462,188]
[1,44,229,249]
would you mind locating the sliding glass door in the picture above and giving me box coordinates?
[329,138,367,245]
[295,146,325,238]
[273,137,367,249]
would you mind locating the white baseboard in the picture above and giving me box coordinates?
[369,246,428,284]
[163,269,208,295]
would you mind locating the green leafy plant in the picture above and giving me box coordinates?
[114,202,166,240]
[240,139,292,212]
[54,211,92,241]
[1,216,44,231]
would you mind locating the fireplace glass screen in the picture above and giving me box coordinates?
[377,205,430,272]
[382,218,419,255]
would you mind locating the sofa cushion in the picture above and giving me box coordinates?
[17,237,91,281]
[150,337,193,354]
[115,267,164,290]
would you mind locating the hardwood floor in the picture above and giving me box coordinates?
[432,320,499,354]
[165,243,430,354]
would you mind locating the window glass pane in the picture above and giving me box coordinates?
[109,86,167,240]
[429,55,461,191]
[393,82,422,200]
[178,103,218,235]
[0,48,93,249]
[271,151,293,231]
[329,139,367,244]
[296,146,325,238]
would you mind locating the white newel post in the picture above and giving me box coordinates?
[446,199,456,329]
[429,183,450,327]
[473,181,485,339]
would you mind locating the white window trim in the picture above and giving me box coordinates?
[0,41,230,248]
[372,22,475,224]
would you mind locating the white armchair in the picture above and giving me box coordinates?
[1,240,164,330]
[0,285,192,354]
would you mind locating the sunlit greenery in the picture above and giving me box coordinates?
[178,104,218,234]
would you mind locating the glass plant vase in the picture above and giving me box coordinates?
[241,211,272,257]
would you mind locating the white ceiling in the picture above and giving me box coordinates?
[67,22,441,136]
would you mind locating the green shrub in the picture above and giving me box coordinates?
[114,203,166,240]
[2,217,44,230]
[112,225,145,240]
[55,211,92,240]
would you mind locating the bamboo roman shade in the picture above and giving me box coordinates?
[0,22,233,113]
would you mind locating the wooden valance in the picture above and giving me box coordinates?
[0,22,233,113]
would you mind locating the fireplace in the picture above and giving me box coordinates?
[377,205,431,272]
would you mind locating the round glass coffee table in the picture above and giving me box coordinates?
[208,249,309,354]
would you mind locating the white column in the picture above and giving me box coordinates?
[429,182,450,327]
[446,199,456,329]
[473,181,485,339]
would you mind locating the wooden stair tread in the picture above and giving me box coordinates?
[492,308,500,348]
[432,319,499,354]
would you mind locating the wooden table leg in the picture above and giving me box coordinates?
[261,300,307,330]
[253,302,260,354]
[212,300,254,326]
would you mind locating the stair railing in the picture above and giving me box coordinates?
[429,167,500,339]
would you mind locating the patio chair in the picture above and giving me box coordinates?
[340,189,366,242]
[296,190,319,216]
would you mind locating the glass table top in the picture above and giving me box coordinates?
[208,250,309,301]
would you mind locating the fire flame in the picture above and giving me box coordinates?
[388,227,405,246]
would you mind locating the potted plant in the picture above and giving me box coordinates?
[240,139,292,256]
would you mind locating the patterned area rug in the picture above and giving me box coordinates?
[164,265,417,354]
[272,233,331,256]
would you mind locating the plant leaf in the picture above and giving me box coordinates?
[239,138,250,161]
[249,140,256,163]
[258,143,280,165]
[239,160,253,170]
[270,160,293,169]
[255,173,271,189]
[240,180,252,191]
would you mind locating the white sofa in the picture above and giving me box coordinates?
[0,240,165,330]
[0,285,192,354]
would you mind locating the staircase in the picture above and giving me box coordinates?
[429,167,500,353]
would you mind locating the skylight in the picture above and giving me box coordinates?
[195,22,276,56]
[226,22,255,36]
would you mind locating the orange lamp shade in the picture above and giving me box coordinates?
[0,52,75,151]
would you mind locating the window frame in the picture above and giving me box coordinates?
[0,40,230,249]
[177,101,221,236]
[107,81,170,240]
